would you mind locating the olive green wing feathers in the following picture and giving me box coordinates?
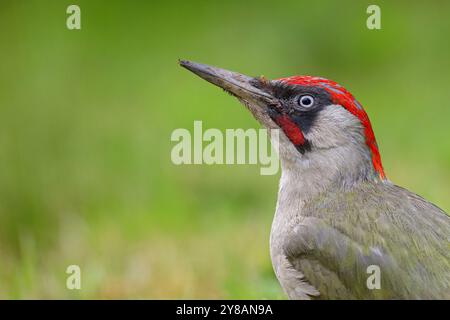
[284,182,450,299]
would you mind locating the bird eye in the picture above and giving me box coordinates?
[298,95,315,108]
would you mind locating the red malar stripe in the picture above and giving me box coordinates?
[275,114,305,146]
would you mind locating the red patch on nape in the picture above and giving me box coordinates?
[278,76,386,179]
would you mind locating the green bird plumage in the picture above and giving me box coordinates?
[281,182,450,299]
[180,60,450,299]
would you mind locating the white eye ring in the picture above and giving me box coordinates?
[298,95,315,108]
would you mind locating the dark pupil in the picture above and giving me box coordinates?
[302,97,312,106]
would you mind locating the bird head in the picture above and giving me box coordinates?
[180,60,385,182]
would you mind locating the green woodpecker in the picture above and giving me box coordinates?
[180,60,450,299]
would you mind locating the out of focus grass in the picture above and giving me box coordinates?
[0,1,449,298]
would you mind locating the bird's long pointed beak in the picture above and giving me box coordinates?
[179,60,274,104]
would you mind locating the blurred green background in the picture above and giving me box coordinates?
[0,0,449,299]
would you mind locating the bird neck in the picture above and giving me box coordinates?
[278,141,381,201]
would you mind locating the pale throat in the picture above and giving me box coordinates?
[277,136,379,202]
